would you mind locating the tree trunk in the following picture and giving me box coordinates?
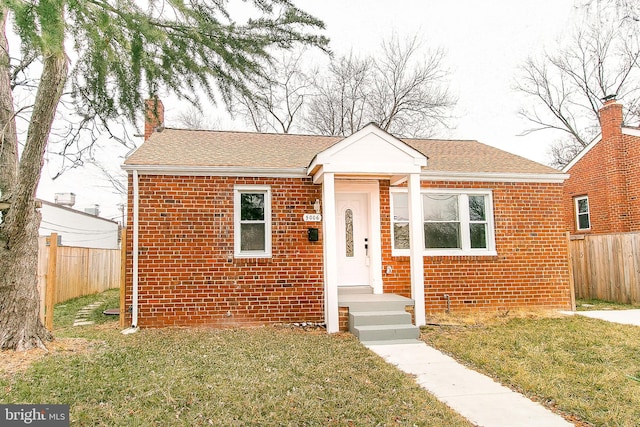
[0,9,18,201]
[0,5,68,351]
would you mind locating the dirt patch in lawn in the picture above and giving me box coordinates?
[0,338,102,377]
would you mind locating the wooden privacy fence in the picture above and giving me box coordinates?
[38,232,123,328]
[569,232,640,304]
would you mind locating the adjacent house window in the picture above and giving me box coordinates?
[574,196,590,231]
[234,186,272,258]
[391,189,495,256]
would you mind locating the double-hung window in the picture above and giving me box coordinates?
[574,196,590,231]
[391,189,495,256]
[234,185,272,258]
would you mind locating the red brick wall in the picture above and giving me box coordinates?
[624,132,640,231]
[380,180,572,314]
[601,102,629,232]
[563,100,640,234]
[124,175,324,328]
[563,137,621,234]
[125,175,572,327]
[563,133,638,234]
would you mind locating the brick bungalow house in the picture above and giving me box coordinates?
[122,99,573,335]
[563,98,640,234]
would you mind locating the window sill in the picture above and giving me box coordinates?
[392,249,498,257]
[234,252,272,259]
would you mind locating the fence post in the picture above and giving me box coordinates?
[45,233,58,330]
[120,228,127,328]
[566,232,576,311]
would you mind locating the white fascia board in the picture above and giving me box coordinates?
[420,171,569,183]
[562,134,601,173]
[121,164,308,178]
[623,127,640,137]
[563,128,640,173]
[322,162,423,175]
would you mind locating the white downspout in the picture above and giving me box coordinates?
[131,169,139,328]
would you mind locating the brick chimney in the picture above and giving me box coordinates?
[144,97,164,141]
[599,96,623,140]
[599,96,630,232]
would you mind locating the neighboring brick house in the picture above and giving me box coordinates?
[122,99,573,332]
[563,98,640,234]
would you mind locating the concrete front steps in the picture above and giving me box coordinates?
[338,286,420,345]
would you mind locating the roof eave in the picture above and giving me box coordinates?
[121,165,569,183]
[420,171,569,183]
[121,164,308,178]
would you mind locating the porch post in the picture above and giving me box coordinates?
[322,172,339,333]
[407,173,425,326]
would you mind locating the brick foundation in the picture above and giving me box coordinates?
[338,307,349,332]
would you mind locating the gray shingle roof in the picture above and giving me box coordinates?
[124,128,559,175]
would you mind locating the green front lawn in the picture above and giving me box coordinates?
[0,291,471,426]
[422,310,640,427]
[53,288,121,330]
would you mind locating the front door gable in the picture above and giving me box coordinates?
[307,124,427,181]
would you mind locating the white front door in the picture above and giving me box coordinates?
[335,193,370,286]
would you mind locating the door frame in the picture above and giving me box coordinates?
[334,180,383,294]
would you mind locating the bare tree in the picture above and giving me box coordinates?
[580,0,640,23]
[86,158,128,197]
[368,34,455,137]
[305,53,371,136]
[305,33,456,138]
[547,137,588,169]
[516,19,640,167]
[174,106,219,130]
[231,49,314,133]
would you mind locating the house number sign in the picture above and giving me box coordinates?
[303,214,322,222]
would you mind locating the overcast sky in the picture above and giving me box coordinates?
[300,0,577,161]
[37,0,580,222]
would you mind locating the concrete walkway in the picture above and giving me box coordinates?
[561,309,640,326]
[367,342,572,427]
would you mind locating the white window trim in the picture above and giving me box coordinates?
[574,195,591,231]
[234,185,272,258]
[390,188,497,257]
